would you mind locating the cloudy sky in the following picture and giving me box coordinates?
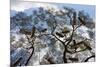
[10,0,95,19]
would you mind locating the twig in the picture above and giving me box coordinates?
[74,24,82,31]
[84,55,95,62]
[52,34,64,45]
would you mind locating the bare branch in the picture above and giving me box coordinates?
[84,55,95,62]
[25,48,34,65]
[74,24,82,31]
[52,34,64,45]
[24,31,36,65]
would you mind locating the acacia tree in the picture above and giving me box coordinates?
[11,6,95,66]
[26,7,95,64]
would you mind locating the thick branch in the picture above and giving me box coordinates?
[63,48,68,63]
[24,35,35,65]
[25,48,34,65]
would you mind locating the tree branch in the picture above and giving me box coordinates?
[74,24,82,31]
[84,55,95,62]
[52,34,64,45]
[24,35,35,65]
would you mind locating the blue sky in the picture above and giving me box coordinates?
[55,3,96,18]
[11,1,95,19]
[56,3,95,19]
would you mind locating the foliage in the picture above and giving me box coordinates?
[10,6,95,66]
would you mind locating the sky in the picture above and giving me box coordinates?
[10,0,95,19]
